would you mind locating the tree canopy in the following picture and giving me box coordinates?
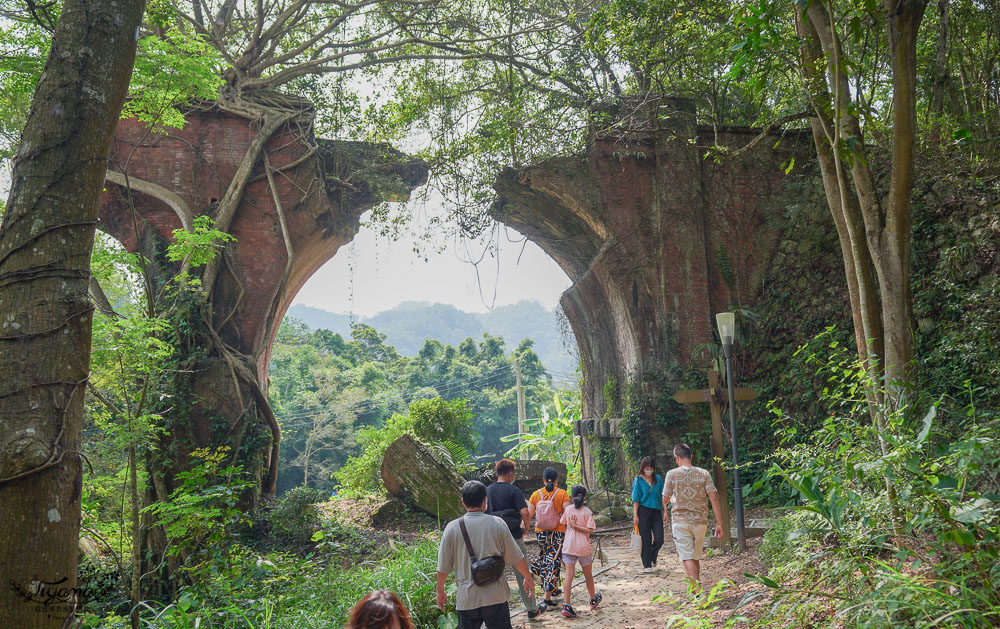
[267,316,560,493]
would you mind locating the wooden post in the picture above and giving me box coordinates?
[707,371,732,550]
[673,370,756,551]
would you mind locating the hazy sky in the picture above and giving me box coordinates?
[295,197,571,317]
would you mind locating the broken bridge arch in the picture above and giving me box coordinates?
[96,98,815,498]
[491,99,816,483]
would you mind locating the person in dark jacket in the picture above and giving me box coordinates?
[486,459,541,618]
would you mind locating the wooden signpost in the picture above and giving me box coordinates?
[673,370,757,550]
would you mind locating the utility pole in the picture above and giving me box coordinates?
[515,359,526,447]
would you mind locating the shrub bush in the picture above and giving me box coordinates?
[748,344,1000,628]
[77,556,128,620]
[335,397,475,497]
[334,411,415,496]
[409,397,475,452]
[247,486,326,552]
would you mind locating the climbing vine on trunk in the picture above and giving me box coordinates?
[0,0,146,626]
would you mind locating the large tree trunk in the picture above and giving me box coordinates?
[799,0,925,392]
[807,120,881,366]
[795,6,885,376]
[929,0,951,117]
[795,0,927,536]
[0,0,145,626]
[878,0,926,389]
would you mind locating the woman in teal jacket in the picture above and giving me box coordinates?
[631,456,664,572]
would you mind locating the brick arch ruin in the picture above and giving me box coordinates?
[98,108,427,533]
[101,111,428,387]
[491,100,816,482]
[97,100,815,497]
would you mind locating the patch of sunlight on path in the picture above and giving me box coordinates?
[508,547,691,628]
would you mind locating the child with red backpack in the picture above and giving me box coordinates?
[528,467,569,612]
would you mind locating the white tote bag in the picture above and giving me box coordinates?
[630,524,641,551]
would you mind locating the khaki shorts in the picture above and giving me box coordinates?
[671,521,707,560]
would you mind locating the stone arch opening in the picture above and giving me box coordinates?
[96,106,431,589]
[273,212,576,490]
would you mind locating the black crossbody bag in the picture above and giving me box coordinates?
[458,517,506,586]
[488,507,524,534]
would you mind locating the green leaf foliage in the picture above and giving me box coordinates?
[167,215,237,267]
[122,30,223,128]
[753,344,1000,627]
[502,391,581,484]
[269,315,561,495]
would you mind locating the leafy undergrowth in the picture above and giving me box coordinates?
[664,354,1000,628]
[87,537,450,629]
[80,489,454,629]
[318,495,440,547]
[737,154,1000,503]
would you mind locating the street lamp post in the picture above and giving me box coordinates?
[716,312,747,552]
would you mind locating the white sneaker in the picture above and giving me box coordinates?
[644,567,653,573]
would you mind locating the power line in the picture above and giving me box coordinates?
[272,364,512,421]
[82,364,579,438]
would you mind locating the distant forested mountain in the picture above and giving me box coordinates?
[285,300,577,375]
[284,305,354,334]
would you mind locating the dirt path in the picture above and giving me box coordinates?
[509,546,690,627]
[507,538,771,628]
[322,498,775,627]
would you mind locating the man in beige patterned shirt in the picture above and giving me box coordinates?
[661,443,724,586]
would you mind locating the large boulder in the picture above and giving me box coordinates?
[593,513,613,529]
[587,492,613,514]
[609,506,630,521]
[381,435,465,523]
[79,536,100,562]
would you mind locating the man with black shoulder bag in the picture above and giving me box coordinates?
[437,480,536,629]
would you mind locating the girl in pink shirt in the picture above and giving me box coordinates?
[558,485,602,617]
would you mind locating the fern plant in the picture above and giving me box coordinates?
[432,440,492,479]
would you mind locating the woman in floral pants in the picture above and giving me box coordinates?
[532,531,565,594]
[528,467,570,612]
